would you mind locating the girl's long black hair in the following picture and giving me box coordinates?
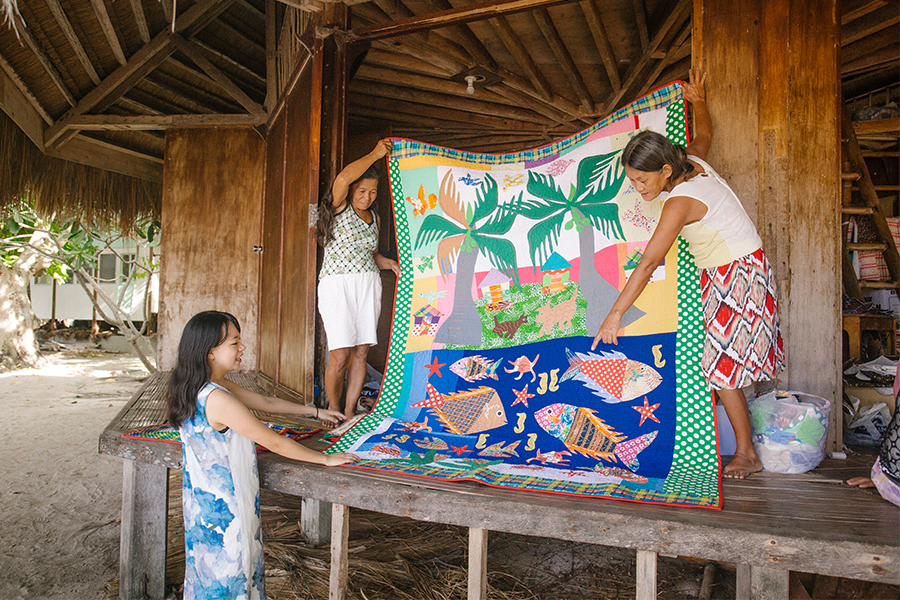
[621,130,694,181]
[317,165,380,247]
[167,311,241,428]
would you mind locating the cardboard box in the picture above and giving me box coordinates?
[844,385,896,415]
[865,289,900,315]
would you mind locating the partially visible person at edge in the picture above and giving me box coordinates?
[168,310,358,599]
[847,361,900,507]
[592,69,785,479]
[317,139,400,419]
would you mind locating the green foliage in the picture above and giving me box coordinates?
[0,198,159,279]
[507,150,627,269]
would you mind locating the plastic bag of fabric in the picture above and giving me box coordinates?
[748,391,831,474]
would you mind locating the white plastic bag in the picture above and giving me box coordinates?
[748,391,831,474]
[844,401,891,446]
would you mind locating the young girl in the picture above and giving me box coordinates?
[167,310,358,599]
[317,139,400,419]
[592,69,785,479]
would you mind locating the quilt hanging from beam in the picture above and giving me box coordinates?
[328,82,722,509]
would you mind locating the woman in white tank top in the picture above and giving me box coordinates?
[592,69,785,479]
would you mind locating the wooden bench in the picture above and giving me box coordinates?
[99,372,899,600]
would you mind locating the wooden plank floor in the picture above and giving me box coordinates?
[100,372,900,586]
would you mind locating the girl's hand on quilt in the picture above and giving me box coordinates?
[318,408,347,427]
[847,476,875,489]
[325,452,360,466]
[682,68,707,105]
[592,312,622,349]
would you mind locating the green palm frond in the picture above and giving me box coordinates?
[574,151,626,205]
[415,214,467,250]
[526,210,567,269]
[471,232,520,287]
[526,171,568,206]
[470,173,499,225]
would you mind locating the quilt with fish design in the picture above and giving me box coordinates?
[327,82,722,508]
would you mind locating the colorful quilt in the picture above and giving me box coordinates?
[329,83,722,508]
[125,422,321,453]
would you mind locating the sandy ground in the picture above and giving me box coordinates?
[0,350,151,600]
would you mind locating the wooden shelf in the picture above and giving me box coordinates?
[854,118,900,135]
[841,206,874,214]
[859,280,900,289]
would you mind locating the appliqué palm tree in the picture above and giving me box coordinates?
[508,150,645,334]
[415,171,519,346]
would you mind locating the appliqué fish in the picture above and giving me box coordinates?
[412,382,507,435]
[370,443,408,458]
[414,436,449,450]
[534,403,657,470]
[592,465,649,483]
[560,349,662,403]
[477,440,520,457]
[449,355,502,382]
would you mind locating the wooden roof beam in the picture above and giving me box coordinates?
[842,27,898,65]
[632,0,649,53]
[843,45,900,78]
[418,0,496,68]
[493,66,585,122]
[488,15,553,102]
[370,38,467,74]
[65,113,266,130]
[45,0,236,149]
[533,7,595,114]
[11,11,76,107]
[351,80,554,124]
[352,0,582,42]
[45,0,102,85]
[634,21,691,99]
[354,65,513,106]
[0,51,53,125]
[348,95,545,130]
[128,0,152,44]
[159,0,173,25]
[841,0,890,24]
[841,5,900,46]
[170,35,265,115]
[602,0,690,115]
[580,0,620,94]
[190,39,267,88]
[90,0,127,65]
[364,48,455,78]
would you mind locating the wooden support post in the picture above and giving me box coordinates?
[301,497,333,545]
[329,503,350,600]
[468,527,488,600]
[118,460,168,600]
[749,565,790,600]
[736,563,752,600]
[635,549,658,600]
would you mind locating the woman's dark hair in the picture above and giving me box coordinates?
[167,311,241,428]
[621,130,693,181]
[317,165,380,246]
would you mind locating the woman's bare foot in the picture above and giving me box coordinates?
[724,452,763,479]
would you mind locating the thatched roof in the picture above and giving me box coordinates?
[0,0,896,222]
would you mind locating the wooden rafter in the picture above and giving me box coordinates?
[370,37,466,74]
[11,11,76,106]
[580,0,620,94]
[418,0,496,68]
[841,0,890,24]
[0,51,53,125]
[90,0,127,65]
[354,65,513,105]
[45,0,236,149]
[128,0,152,44]
[265,0,276,111]
[634,20,691,99]
[352,80,554,124]
[65,113,266,130]
[352,0,582,42]
[842,5,900,46]
[45,0,102,85]
[603,0,690,115]
[632,0,649,53]
[493,65,583,121]
[533,7,594,114]
[170,35,265,115]
[348,96,546,131]
[191,39,267,88]
[159,0,173,25]
[491,15,553,101]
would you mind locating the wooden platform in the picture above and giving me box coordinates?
[99,373,900,600]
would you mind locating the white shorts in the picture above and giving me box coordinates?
[317,272,382,351]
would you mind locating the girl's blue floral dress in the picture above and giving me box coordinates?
[179,382,265,599]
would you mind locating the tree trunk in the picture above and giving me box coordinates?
[576,211,645,335]
[0,242,51,368]
[434,245,483,346]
